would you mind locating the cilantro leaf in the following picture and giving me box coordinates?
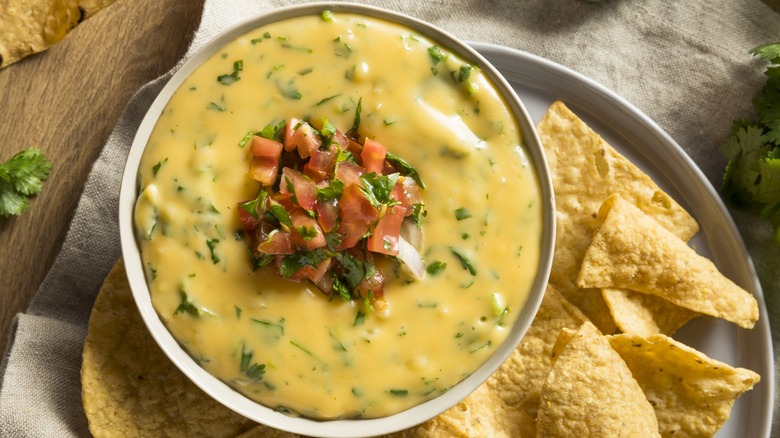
[0,148,52,217]
[217,60,244,85]
[385,151,425,189]
[240,346,266,381]
[720,42,780,243]
[750,42,780,64]
[359,172,400,207]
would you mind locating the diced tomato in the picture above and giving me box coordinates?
[346,138,363,158]
[315,196,339,233]
[335,161,365,187]
[354,253,387,310]
[237,205,263,234]
[256,230,293,255]
[337,184,379,250]
[332,129,351,150]
[249,156,279,187]
[367,205,407,255]
[247,136,283,186]
[289,208,326,250]
[361,138,387,174]
[250,136,283,159]
[284,118,322,158]
[279,167,318,211]
[288,257,332,284]
[303,148,337,182]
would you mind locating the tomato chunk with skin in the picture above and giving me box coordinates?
[289,208,326,250]
[367,204,407,255]
[280,167,318,211]
[335,161,365,187]
[304,148,337,182]
[284,118,322,158]
[361,138,387,174]
[337,184,379,250]
[257,230,293,255]
[315,196,339,233]
[248,136,283,186]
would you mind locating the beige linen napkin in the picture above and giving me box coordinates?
[1,0,779,436]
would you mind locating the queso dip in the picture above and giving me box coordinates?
[134,12,542,419]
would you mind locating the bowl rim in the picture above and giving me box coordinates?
[118,2,555,436]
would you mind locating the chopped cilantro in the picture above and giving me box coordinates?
[207,102,226,112]
[428,46,446,64]
[152,158,167,176]
[206,239,220,264]
[353,310,366,326]
[297,225,318,240]
[279,249,330,279]
[359,172,400,207]
[350,97,363,134]
[217,60,243,85]
[174,285,199,317]
[238,190,267,220]
[275,78,302,100]
[426,261,447,275]
[458,64,473,82]
[454,207,472,220]
[317,179,345,201]
[240,346,266,381]
[269,204,293,228]
[317,94,342,105]
[450,247,477,276]
[385,151,425,188]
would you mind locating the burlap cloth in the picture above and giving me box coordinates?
[1,0,778,436]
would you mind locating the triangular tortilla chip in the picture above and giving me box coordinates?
[486,286,589,420]
[385,384,535,438]
[537,101,699,334]
[602,288,699,336]
[0,0,117,68]
[577,195,758,328]
[536,321,661,437]
[608,333,760,437]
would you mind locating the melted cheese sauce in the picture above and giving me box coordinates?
[134,12,542,419]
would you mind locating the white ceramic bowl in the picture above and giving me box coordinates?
[118,3,555,437]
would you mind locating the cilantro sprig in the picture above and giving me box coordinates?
[0,148,52,218]
[720,42,780,244]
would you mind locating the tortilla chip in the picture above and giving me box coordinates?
[81,259,291,438]
[0,0,116,68]
[577,195,759,329]
[608,333,760,437]
[602,288,699,336]
[537,101,699,334]
[385,384,535,438]
[485,286,589,420]
[536,321,660,437]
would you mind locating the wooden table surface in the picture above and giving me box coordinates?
[0,0,778,357]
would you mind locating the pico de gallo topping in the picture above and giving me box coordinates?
[237,114,426,312]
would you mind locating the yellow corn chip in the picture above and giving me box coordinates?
[384,384,535,438]
[577,195,758,328]
[537,321,661,437]
[537,101,699,334]
[486,286,589,420]
[602,288,699,336]
[0,0,116,68]
[608,333,760,437]
[81,259,283,438]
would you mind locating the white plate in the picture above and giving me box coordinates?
[473,42,774,437]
